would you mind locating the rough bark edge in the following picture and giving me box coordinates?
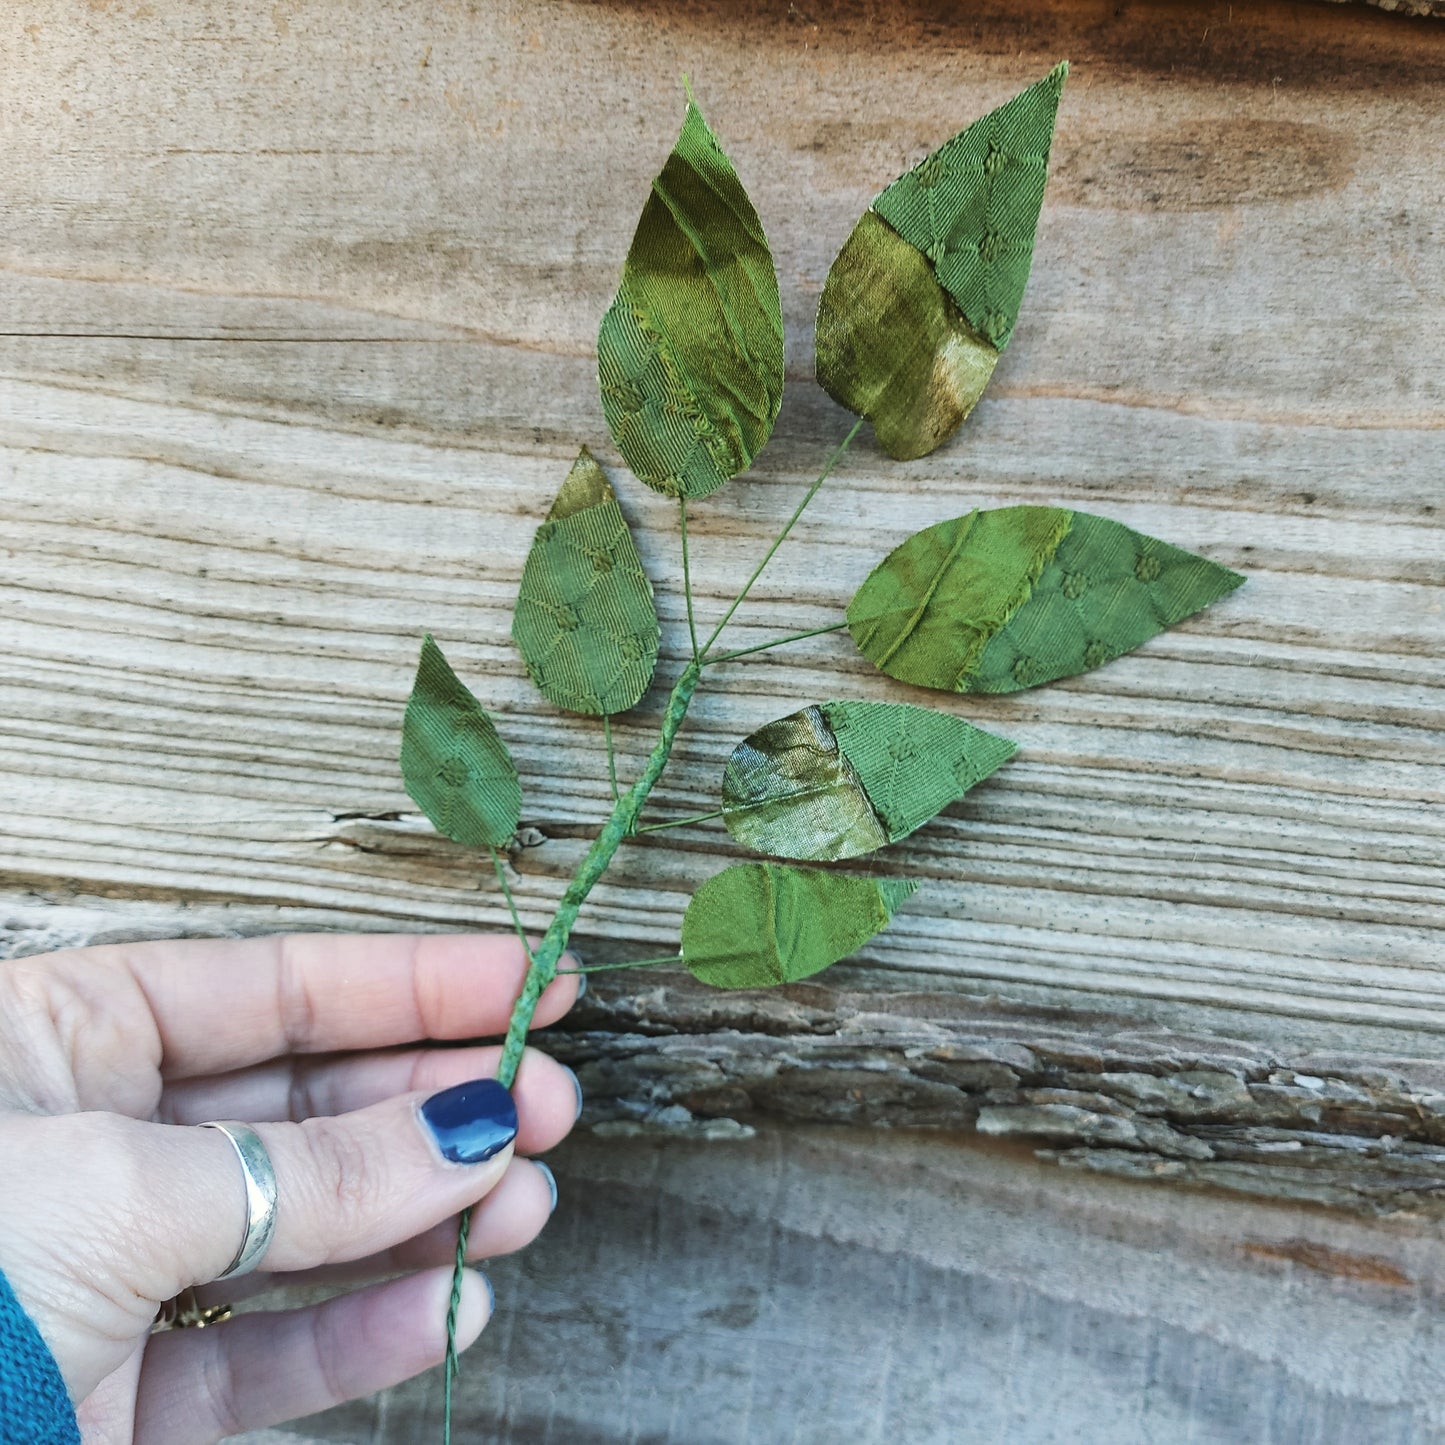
[7,908,1445,1219]
[1329,0,1445,16]
[553,982,1445,1220]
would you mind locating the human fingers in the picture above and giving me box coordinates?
[134,1267,491,1444]
[353,1156,558,1270]
[49,931,580,1082]
[158,1043,583,1156]
[192,1155,558,1309]
[0,1078,519,1398]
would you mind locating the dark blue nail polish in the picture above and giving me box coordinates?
[474,1269,495,1314]
[419,1078,517,1165]
[534,1160,559,1213]
[563,1065,584,1121]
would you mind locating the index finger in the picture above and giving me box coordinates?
[73,932,581,1079]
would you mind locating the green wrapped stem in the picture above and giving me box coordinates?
[445,657,703,1435]
[493,656,703,1086]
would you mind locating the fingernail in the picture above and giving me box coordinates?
[419,1078,518,1165]
[474,1269,495,1315]
[563,1065,584,1121]
[534,1160,559,1214]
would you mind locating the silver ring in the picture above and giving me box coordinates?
[200,1121,278,1281]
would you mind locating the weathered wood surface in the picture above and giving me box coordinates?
[3,0,1445,1366]
[237,1125,1445,1444]
[4,2,1444,1440]
[4,0,1443,1221]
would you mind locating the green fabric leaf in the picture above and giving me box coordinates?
[598,98,784,500]
[682,863,918,989]
[875,62,1067,352]
[848,505,1245,694]
[814,62,1066,461]
[400,635,521,847]
[512,447,661,715]
[815,212,999,462]
[721,701,1016,861]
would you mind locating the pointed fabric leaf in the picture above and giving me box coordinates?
[721,701,1016,861]
[512,447,661,715]
[682,863,918,990]
[848,506,1245,694]
[400,635,521,847]
[598,98,784,499]
[815,62,1067,461]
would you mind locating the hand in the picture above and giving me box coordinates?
[0,932,582,1442]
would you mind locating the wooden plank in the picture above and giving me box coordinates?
[2,0,1443,1232]
[236,1125,1445,1443]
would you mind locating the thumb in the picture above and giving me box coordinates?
[0,1078,517,1399]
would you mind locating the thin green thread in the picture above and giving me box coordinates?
[557,954,684,975]
[704,620,849,667]
[633,808,725,834]
[701,417,863,656]
[603,714,620,803]
[680,495,701,663]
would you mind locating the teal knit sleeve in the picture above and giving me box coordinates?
[0,1268,81,1444]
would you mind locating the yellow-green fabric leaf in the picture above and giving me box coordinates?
[816,211,999,462]
[875,62,1067,352]
[682,863,918,990]
[597,99,784,499]
[721,701,1016,861]
[848,506,1245,694]
[814,63,1065,460]
[400,635,521,847]
[512,447,660,715]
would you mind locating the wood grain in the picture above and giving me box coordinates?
[238,1125,1445,1444]
[5,3,1445,1439]
[2,0,1443,1218]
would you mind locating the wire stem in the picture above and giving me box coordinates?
[679,495,701,663]
[704,621,849,667]
[443,846,536,1391]
[700,417,863,658]
[441,663,702,1439]
[603,714,620,803]
[556,954,683,975]
[442,1211,470,1431]
[437,420,863,1438]
[632,807,724,834]
[488,847,533,960]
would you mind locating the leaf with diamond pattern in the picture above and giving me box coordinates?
[597,96,784,499]
[848,505,1245,694]
[720,701,1016,861]
[513,447,661,715]
[815,63,1067,460]
[400,635,522,847]
[682,863,919,990]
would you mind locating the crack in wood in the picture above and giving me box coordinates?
[547,983,1445,1218]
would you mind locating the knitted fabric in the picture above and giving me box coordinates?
[0,1268,80,1445]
